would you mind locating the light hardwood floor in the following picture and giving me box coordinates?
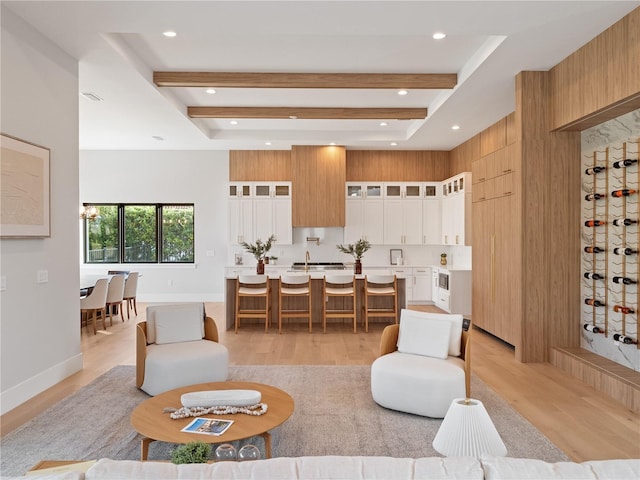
[1,303,639,462]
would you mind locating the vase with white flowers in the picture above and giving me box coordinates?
[336,238,371,274]
[241,234,276,274]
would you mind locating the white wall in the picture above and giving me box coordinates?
[0,8,82,415]
[79,150,230,302]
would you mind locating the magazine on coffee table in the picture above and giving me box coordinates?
[181,417,234,436]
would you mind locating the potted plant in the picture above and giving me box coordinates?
[171,441,212,464]
[241,234,276,274]
[337,238,372,274]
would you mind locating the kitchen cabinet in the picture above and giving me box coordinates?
[390,267,412,307]
[229,182,292,245]
[228,182,254,245]
[383,183,423,245]
[431,269,439,303]
[344,183,384,244]
[435,268,472,315]
[422,182,442,245]
[441,173,472,246]
[253,182,292,245]
[411,267,432,304]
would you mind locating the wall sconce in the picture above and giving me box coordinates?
[79,205,99,220]
[306,236,320,246]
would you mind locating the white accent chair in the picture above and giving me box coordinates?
[371,309,471,418]
[136,303,229,396]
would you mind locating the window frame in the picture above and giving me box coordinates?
[82,203,195,265]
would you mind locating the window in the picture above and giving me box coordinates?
[83,204,194,264]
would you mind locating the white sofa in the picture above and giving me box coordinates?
[11,456,640,480]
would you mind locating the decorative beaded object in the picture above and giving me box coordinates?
[164,403,269,419]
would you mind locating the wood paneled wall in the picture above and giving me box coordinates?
[229,150,291,180]
[449,136,479,175]
[291,146,346,227]
[550,7,640,131]
[517,71,581,362]
[346,150,450,181]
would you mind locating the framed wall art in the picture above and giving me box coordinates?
[1,134,51,237]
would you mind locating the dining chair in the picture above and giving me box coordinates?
[278,274,312,333]
[80,278,109,335]
[105,274,126,325]
[123,272,139,319]
[322,274,357,333]
[364,274,398,332]
[235,275,271,333]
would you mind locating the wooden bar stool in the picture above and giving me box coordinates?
[364,274,398,332]
[235,274,271,333]
[278,274,312,333]
[322,274,357,333]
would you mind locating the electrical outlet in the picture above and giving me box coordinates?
[37,270,49,283]
[206,250,215,257]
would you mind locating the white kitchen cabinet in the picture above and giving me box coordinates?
[431,269,439,303]
[422,198,442,244]
[411,267,432,304]
[228,183,253,245]
[441,173,472,246]
[229,182,292,245]
[383,183,423,245]
[436,288,451,312]
[435,269,472,315]
[390,267,412,307]
[344,183,383,244]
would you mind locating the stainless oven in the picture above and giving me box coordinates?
[438,271,449,291]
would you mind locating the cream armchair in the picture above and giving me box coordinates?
[371,309,471,418]
[136,303,229,396]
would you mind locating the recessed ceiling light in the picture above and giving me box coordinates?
[451,125,461,130]
[433,32,446,40]
[380,122,388,127]
[80,92,103,102]
[205,88,216,95]
[329,142,336,146]
[265,141,272,146]
[152,135,164,141]
[230,120,238,125]
[390,142,398,146]
[289,115,298,119]
[397,90,408,96]
[163,31,177,37]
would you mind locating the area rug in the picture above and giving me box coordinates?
[0,365,567,476]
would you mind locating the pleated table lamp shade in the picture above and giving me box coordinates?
[432,398,508,457]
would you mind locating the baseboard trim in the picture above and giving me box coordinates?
[550,347,640,413]
[0,353,83,416]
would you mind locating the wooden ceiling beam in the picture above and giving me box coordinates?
[155,72,457,89]
[187,107,427,120]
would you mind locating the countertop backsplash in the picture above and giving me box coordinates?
[230,227,472,270]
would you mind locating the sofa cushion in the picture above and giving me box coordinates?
[397,309,463,357]
[397,311,452,359]
[145,303,204,344]
[140,340,228,396]
[481,456,640,479]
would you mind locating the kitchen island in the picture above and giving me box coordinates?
[224,270,406,332]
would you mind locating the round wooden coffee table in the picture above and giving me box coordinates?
[130,381,294,460]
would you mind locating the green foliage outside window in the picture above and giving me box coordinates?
[84,203,194,264]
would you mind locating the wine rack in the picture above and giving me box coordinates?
[582,135,639,355]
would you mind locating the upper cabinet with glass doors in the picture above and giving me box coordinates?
[344,182,384,244]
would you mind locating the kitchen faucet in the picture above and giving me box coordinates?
[305,251,310,272]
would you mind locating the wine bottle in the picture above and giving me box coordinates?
[612,276,637,285]
[611,189,637,197]
[584,246,604,253]
[613,333,636,344]
[585,166,606,175]
[613,218,638,226]
[612,159,638,169]
[613,305,635,314]
[584,193,604,201]
[613,247,638,255]
[584,272,604,280]
[585,298,605,307]
[583,324,602,333]
[584,220,605,227]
